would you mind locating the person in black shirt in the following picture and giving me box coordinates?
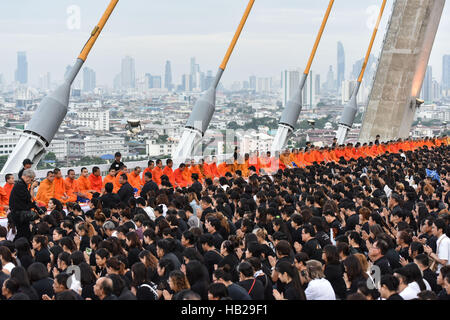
[290,214,303,245]
[300,224,323,262]
[93,277,118,300]
[32,235,51,266]
[118,174,135,206]
[273,261,306,300]
[323,244,347,299]
[414,254,439,293]
[140,172,159,200]
[379,274,403,300]
[9,169,40,241]
[205,217,224,250]
[237,261,264,300]
[101,182,121,210]
[109,152,124,172]
[369,240,393,275]
[200,234,223,280]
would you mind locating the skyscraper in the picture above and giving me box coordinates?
[337,42,345,91]
[281,70,300,107]
[165,61,173,91]
[421,66,433,102]
[326,65,335,92]
[15,51,28,84]
[182,74,192,92]
[83,67,96,92]
[315,74,321,96]
[121,56,136,89]
[249,76,257,91]
[443,55,450,91]
[38,72,51,90]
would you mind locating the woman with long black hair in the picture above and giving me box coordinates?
[273,261,306,300]
[131,262,158,300]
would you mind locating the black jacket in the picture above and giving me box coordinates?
[324,263,347,300]
[238,278,264,300]
[118,182,135,206]
[140,181,159,200]
[119,288,137,300]
[100,193,121,209]
[374,256,393,275]
[32,278,54,300]
[9,178,33,211]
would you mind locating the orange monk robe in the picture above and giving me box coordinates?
[295,152,306,167]
[289,153,298,167]
[89,174,103,193]
[163,166,177,187]
[3,183,13,205]
[202,163,213,179]
[174,168,189,188]
[313,150,324,163]
[182,166,193,186]
[35,178,55,207]
[53,177,68,203]
[209,162,220,178]
[0,187,8,216]
[303,152,314,166]
[280,153,291,168]
[343,147,353,161]
[190,165,203,181]
[77,175,93,200]
[152,167,163,186]
[128,172,143,192]
[241,160,249,177]
[217,162,229,177]
[328,150,339,162]
[64,177,79,202]
[103,174,119,193]
[248,156,260,173]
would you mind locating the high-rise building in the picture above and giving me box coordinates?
[38,72,51,90]
[164,61,173,91]
[326,65,335,92]
[421,66,433,102]
[15,52,28,84]
[352,55,376,81]
[150,75,162,89]
[249,76,257,91]
[315,74,321,96]
[432,79,441,101]
[182,74,192,91]
[83,67,96,92]
[443,55,450,91]
[337,42,345,91]
[281,70,300,107]
[257,77,272,93]
[121,56,136,89]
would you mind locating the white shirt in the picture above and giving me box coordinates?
[399,281,431,300]
[436,234,450,273]
[305,278,336,300]
[144,207,156,221]
[3,262,15,273]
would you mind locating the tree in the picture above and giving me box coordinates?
[44,152,57,161]
[0,156,8,172]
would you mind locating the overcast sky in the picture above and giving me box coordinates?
[0,0,449,87]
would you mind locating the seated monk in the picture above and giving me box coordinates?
[162,159,177,188]
[77,167,94,201]
[64,169,79,203]
[53,168,69,204]
[103,168,118,193]
[35,171,55,207]
[128,167,143,192]
[174,163,189,188]
[152,160,164,186]
[89,167,103,194]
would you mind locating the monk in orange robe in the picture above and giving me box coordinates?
[53,168,69,203]
[103,168,118,193]
[217,161,229,177]
[128,167,143,192]
[35,171,55,207]
[89,167,103,193]
[202,158,213,179]
[142,160,155,185]
[0,186,8,217]
[182,162,193,185]
[189,160,203,181]
[162,159,177,187]
[64,169,79,202]
[2,174,14,204]
[77,168,94,200]
[174,164,189,188]
[152,160,164,186]
[210,157,221,178]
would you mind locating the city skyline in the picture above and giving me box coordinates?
[1,0,449,88]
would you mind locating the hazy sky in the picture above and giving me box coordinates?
[0,0,449,87]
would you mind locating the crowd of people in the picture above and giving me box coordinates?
[0,135,449,301]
